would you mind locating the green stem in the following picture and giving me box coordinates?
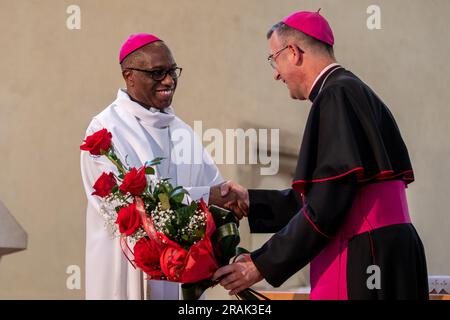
[106,154,126,175]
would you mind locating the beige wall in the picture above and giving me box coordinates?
[0,0,449,299]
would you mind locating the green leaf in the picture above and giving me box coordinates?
[208,205,239,227]
[158,193,171,211]
[175,206,193,226]
[170,186,183,194]
[190,201,198,211]
[165,223,176,237]
[181,234,190,242]
[171,188,188,203]
[148,157,165,166]
[211,222,241,265]
[145,167,155,175]
[148,193,156,203]
[196,228,205,237]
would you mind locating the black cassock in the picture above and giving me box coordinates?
[248,65,428,300]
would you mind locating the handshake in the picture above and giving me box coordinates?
[209,181,249,220]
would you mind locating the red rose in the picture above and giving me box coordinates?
[115,203,142,236]
[134,237,164,278]
[160,246,187,281]
[91,172,117,198]
[80,128,112,156]
[119,167,147,196]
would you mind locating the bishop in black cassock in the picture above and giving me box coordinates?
[213,10,428,300]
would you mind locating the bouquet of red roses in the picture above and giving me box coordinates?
[80,128,267,300]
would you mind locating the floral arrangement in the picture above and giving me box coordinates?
[80,128,266,300]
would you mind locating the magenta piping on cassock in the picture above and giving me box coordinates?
[292,168,414,194]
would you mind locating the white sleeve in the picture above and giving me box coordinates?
[80,119,120,213]
[184,186,212,203]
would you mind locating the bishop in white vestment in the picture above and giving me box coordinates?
[80,34,223,300]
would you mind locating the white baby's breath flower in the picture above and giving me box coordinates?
[99,201,120,239]
[127,227,146,244]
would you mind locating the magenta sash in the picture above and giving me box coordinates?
[309,180,412,300]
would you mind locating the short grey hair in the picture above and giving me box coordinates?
[120,49,147,70]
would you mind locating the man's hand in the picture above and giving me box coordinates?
[221,181,249,219]
[212,254,263,296]
[209,181,249,219]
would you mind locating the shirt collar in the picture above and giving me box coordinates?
[308,63,341,101]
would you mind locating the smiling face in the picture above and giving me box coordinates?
[268,31,307,100]
[122,42,178,110]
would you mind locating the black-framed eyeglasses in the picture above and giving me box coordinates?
[125,67,182,81]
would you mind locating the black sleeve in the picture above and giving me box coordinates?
[250,178,358,287]
[247,188,302,233]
